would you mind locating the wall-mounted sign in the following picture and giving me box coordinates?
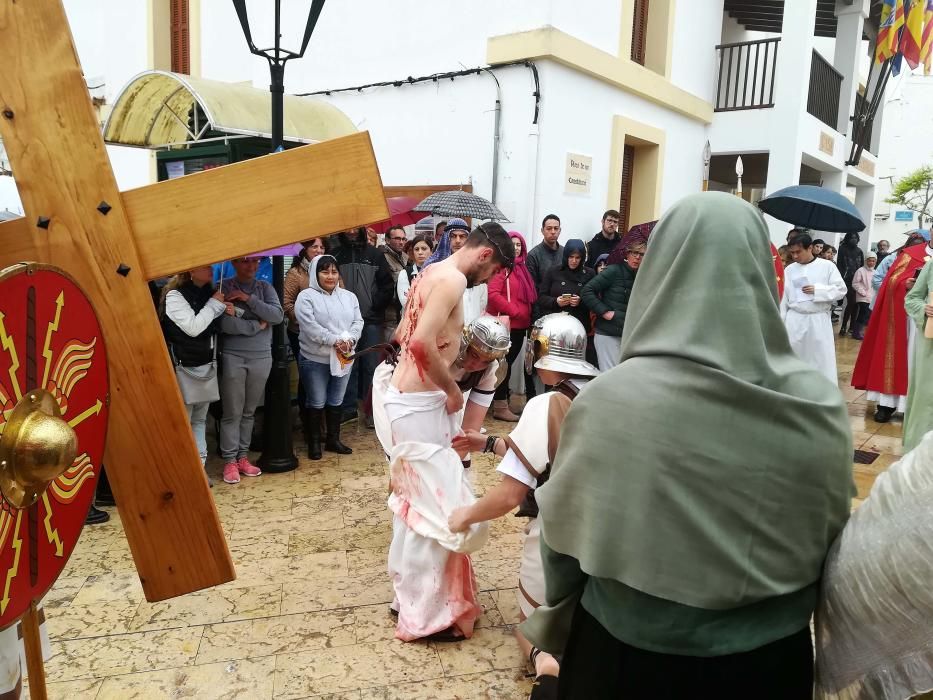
[819,132,835,156]
[895,210,914,222]
[565,153,592,195]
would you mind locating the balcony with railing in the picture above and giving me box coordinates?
[806,50,843,129]
[714,38,780,112]
[714,40,844,132]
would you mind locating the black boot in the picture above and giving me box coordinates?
[305,407,323,461]
[873,405,896,423]
[95,464,116,506]
[324,406,353,455]
[85,504,110,525]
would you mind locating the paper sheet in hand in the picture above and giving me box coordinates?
[791,275,811,302]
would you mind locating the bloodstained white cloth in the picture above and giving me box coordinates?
[815,430,933,699]
[372,361,487,641]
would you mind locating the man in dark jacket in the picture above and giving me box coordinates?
[335,227,394,424]
[585,210,621,268]
[378,225,408,341]
[837,231,865,336]
[526,214,564,289]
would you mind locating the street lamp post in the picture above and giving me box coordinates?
[232,0,326,473]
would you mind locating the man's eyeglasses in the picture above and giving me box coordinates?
[389,236,406,242]
[627,251,645,258]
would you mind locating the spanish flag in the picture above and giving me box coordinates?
[903,0,925,69]
[922,0,933,74]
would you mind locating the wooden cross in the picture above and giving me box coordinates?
[0,0,388,601]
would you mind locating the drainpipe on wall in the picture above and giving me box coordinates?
[481,67,502,206]
[526,123,541,246]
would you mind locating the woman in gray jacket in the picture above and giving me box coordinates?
[295,255,364,459]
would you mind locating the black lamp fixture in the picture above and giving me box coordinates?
[231,0,326,473]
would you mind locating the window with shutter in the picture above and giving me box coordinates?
[619,145,635,234]
[170,0,190,74]
[631,0,649,66]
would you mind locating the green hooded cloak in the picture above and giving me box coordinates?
[525,192,854,655]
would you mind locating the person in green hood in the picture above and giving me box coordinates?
[522,192,854,699]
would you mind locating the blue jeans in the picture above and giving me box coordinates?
[299,354,351,409]
[342,322,383,414]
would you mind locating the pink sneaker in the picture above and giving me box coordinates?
[222,462,240,484]
[237,457,262,478]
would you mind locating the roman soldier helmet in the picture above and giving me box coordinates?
[528,313,599,377]
[460,315,511,364]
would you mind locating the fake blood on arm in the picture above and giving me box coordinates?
[409,339,431,382]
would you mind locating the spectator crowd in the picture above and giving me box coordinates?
[150,208,655,486]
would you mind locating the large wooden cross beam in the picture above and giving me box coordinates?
[0,0,388,601]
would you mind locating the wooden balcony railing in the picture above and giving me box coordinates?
[714,38,780,112]
[807,50,843,129]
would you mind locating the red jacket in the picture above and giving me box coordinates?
[486,270,532,330]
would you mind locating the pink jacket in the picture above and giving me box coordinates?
[487,271,532,330]
[852,266,874,304]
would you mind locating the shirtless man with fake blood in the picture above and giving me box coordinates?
[373,223,514,642]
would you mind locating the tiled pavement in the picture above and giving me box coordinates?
[30,336,899,698]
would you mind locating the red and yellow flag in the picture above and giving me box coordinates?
[903,0,925,69]
[877,0,907,62]
[921,0,933,74]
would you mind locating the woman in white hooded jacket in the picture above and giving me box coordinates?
[295,254,364,459]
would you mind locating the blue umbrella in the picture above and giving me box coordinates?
[758,185,865,233]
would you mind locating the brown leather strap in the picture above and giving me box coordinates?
[518,580,541,610]
[0,676,21,700]
[546,393,572,465]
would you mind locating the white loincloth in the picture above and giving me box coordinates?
[815,430,933,699]
[372,362,487,641]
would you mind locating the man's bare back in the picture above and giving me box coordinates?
[392,260,466,403]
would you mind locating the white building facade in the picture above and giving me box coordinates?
[1,0,889,251]
[871,74,933,246]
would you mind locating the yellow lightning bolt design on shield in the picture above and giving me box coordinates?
[41,493,63,557]
[0,312,22,402]
[41,291,65,391]
[1,511,23,615]
[67,399,102,428]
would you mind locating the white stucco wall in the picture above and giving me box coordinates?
[196,0,718,246]
[200,0,553,92]
[531,61,707,245]
[670,0,725,102]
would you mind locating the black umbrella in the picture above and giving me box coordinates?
[415,190,509,221]
[758,185,865,233]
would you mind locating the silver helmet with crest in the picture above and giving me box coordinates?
[527,313,599,377]
[459,315,511,364]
